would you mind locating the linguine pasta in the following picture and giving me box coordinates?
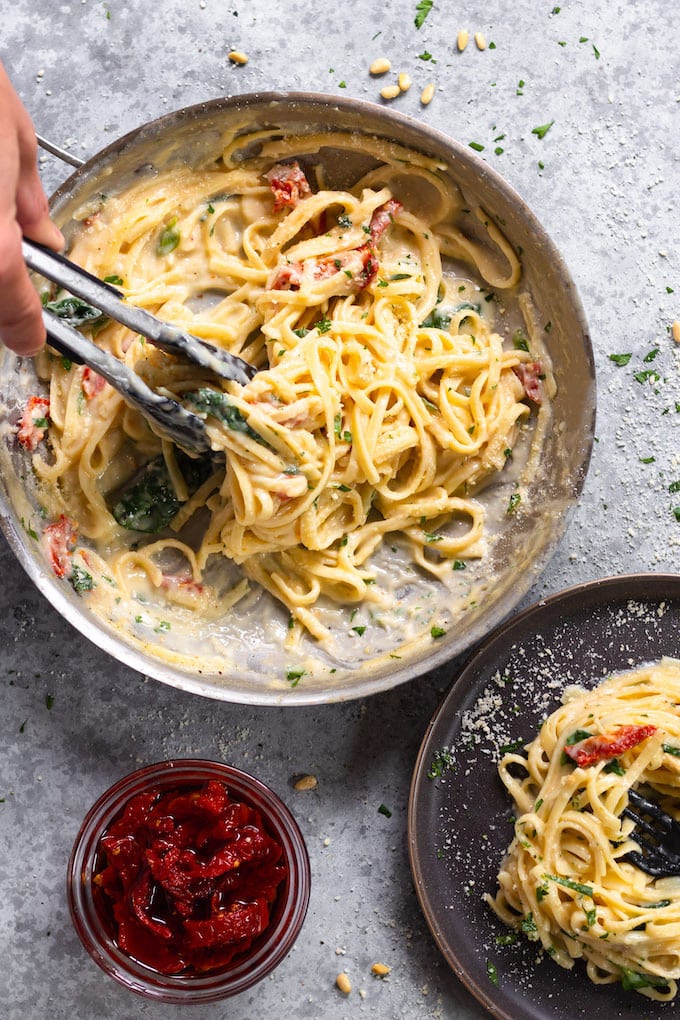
[27,130,552,653]
[486,658,680,1001]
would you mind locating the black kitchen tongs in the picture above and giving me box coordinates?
[23,238,257,455]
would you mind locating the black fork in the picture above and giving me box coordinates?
[622,788,680,877]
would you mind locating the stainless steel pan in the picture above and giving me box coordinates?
[0,93,595,705]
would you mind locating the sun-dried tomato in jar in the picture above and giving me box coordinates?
[92,779,286,975]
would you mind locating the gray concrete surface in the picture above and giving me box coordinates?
[1,1,679,1017]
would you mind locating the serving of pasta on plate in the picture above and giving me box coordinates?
[487,658,680,1002]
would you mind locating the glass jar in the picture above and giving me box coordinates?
[67,758,311,1003]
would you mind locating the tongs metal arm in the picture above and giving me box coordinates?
[23,238,257,387]
[42,311,213,454]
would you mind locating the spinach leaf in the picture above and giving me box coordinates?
[420,302,481,329]
[43,296,106,328]
[187,387,270,448]
[112,451,212,533]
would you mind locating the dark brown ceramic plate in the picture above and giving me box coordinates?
[408,573,680,1020]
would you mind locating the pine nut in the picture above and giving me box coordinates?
[336,972,352,994]
[371,962,391,976]
[474,31,487,50]
[228,50,249,65]
[420,83,435,106]
[380,84,401,100]
[369,57,391,75]
[398,72,412,92]
[457,29,469,52]
[672,320,680,343]
[294,774,318,790]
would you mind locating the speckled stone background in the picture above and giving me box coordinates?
[1,1,679,1018]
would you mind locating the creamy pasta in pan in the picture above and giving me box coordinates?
[19,130,553,672]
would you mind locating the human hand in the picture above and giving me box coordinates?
[0,62,64,356]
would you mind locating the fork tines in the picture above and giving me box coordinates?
[622,788,680,878]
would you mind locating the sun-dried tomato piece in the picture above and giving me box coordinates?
[564,724,657,767]
[513,361,543,405]
[17,395,50,450]
[182,900,268,950]
[82,367,106,399]
[264,161,312,211]
[43,515,77,578]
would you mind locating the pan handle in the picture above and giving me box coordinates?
[36,134,85,169]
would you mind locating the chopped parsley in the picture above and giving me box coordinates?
[544,873,593,897]
[414,0,433,29]
[430,625,446,639]
[427,746,455,779]
[634,369,660,385]
[286,668,306,686]
[377,803,392,817]
[499,739,525,754]
[608,352,632,366]
[531,120,555,140]
[158,217,180,256]
[506,492,521,514]
[512,328,530,351]
[69,565,94,593]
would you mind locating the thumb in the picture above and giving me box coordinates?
[15,107,63,251]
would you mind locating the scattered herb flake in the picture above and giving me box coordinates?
[507,492,521,514]
[377,803,392,817]
[532,120,555,140]
[428,747,455,779]
[414,0,433,29]
[158,217,180,256]
[545,873,593,897]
